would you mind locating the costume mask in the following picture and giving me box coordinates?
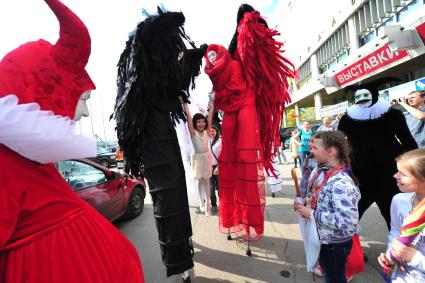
[74,90,91,121]
[354,89,372,108]
[208,51,217,65]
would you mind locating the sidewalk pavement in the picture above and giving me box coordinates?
[117,159,388,283]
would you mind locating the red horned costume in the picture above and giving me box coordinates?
[0,0,144,282]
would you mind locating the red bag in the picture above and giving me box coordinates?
[346,234,365,277]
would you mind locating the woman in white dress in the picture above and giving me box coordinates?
[182,100,214,216]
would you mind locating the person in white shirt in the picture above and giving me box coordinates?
[317,117,335,132]
[209,125,222,215]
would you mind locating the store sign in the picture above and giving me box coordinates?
[334,44,408,86]
[416,78,425,91]
[416,21,425,45]
[377,76,425,101]
[319,101,349,118]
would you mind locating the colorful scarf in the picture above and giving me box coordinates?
[386,196,425,267]
[308,164,345,210]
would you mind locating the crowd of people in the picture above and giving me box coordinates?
[174,83,425,283]
[285,83,425,282]
[176,87,425,283]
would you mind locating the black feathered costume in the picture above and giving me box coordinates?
[338,78,417,229]
[112,8,206,277]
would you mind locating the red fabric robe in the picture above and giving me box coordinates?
[205,44,265,241]
[0,145,144,282]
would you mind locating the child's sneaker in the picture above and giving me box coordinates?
[346,275,353,282]
[313,264,324,276]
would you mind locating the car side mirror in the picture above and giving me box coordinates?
[107,170,119,179]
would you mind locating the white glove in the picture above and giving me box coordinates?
[208,91,215,109]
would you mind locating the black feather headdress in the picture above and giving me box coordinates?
[228,4,267,55]
[111,7,205,177]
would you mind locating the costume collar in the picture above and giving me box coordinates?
[347,100,391,120]
[0,95,96,164]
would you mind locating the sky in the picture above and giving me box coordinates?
[0,0,342,142]
[0,0,287,142]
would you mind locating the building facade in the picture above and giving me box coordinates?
[282,0,425,127]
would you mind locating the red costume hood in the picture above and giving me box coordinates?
[204,44,232,79]
[0,0,95,118]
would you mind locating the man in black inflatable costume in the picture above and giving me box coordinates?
[338,78,417,229]
[112,7,207,282]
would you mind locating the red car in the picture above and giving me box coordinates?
[56,158,145,221]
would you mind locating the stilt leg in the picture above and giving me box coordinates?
[227,228,232,240]
[246,240,252,257]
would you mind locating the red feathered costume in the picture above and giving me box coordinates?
[204,6,294,241]
[232,9,294,175]
[205,44,265,241]
[0,1,144,282]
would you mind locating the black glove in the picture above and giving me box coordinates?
[199,43,208,54]
[179,90,190,103]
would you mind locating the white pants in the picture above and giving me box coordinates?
[197,177,210,215]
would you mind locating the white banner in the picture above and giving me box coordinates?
[319,101,349,118]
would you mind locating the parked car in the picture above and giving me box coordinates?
[56,158,145,221]
[97,140,119,153]
[87,147,117,168]
[106,145,118,153]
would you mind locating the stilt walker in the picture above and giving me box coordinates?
[112,7,206,282]
[204,4,294,256]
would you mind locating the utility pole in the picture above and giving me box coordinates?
[88,99,95,138]
[98,91,108,142]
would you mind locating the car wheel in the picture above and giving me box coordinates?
[100,159,110,168]
[124,186,145,219]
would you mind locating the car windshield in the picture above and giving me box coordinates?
[97,147,109,154]
[57,160,107,190]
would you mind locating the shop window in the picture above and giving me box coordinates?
[316,22,350,70]
[337,49,350,63]
[353,0,419,47]
[296,59,312,88]
[397,0,423,22]
[376,16,395,35]
[319,65,328,74]
[360,31,377,46]
[328,60,337,71]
